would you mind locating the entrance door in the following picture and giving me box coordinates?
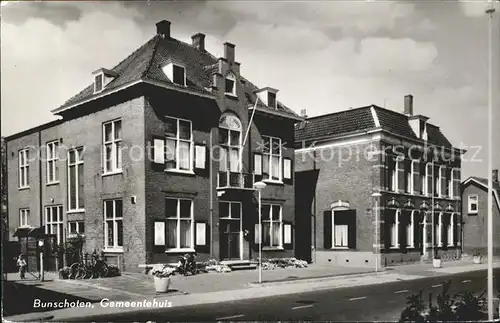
[220,220,241,260]
[219,201,242,260]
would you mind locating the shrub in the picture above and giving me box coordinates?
[106,265,121,277]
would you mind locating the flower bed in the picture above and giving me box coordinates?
[259,257,308,270]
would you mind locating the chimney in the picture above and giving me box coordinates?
[191,33,205,51]
[493,169,499,183]
[156,20,171,39]
[300,109,307,118]
[404,94,413,116]
[224,42,235,63]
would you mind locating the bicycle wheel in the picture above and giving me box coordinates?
[69,262,80,279]
[76,264,87,280]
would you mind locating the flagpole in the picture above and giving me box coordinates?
[486,3,495,321]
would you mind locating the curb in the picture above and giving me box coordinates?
[246,270,389,287]
[4,313,55,322]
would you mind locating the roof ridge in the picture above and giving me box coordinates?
[141,35,162,79]
[305,105,373,121]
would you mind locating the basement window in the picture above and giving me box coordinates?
[94,74,104,93]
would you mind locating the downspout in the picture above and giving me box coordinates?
[38,131,43,228]
[209,128,213,259]
[313,149,317,263]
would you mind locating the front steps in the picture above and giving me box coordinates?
[220,260,258,271]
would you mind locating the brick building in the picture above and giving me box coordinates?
[294,95,464,266]
[461,170,500,257]
[6,20,302,272]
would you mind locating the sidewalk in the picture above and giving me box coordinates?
[4,258,500,322]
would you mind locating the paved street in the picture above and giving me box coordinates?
[63,268,500,322]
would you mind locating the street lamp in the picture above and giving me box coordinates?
[38,240,44,282]
[372,192,382,274]
[486,4,496,321]
[254,181,267,284]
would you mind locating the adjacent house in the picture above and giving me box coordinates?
[295,95,464,266]
[6,20,302,272]
[461,170,500,257]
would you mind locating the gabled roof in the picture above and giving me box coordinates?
[294,104,455,149]
[54,34,299,120]
[462,176,500,211]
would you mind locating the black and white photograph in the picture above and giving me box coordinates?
[1,0,500,321]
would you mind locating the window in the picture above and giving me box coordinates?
[68,221,85,235]
[451,168,460,199]
[94,74,103,93]
[268,92,277,109]
[468,195,478,214]
[46,141,59,183]
[19,149,29,188]
[447,213,454,247]
[219,118,241,173]
[425,163,433,196]
[165,198,194,250]
[410,160,419,194]
[261,204,282,248]
[390,210,400,248]
[391,156,399,192]
[19,209,29,227]
[68,147,84,211]
[104,199,123,250]
[165,117,193,171]
[103,119,122,173]
[407,211,415,248]
[438,165,446,197]
[172,64,186,86]
[437,212,443,247]
[262,136,282,181]
[225,73,236,95]
[45,206,63,244]
[334,223,348,248]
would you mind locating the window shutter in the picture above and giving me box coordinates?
[195,221,209,253]
[323,210,332,249]
[154,221,165,246]
[153,139,165,164]
[283,158,292,180]
[254,153,262,175]
[195,145,206,169]
[254,223,260,245]
[283,221,293,250]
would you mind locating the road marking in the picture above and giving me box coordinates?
[215,314,245,320]
[394,289,409,294]
[349,296,367,301]
[432,284,442,288]
[462,280,471,283]
[292,304,314,310]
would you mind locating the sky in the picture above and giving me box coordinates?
[1,0,499,179]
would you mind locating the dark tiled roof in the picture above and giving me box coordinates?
[294,106,375,142]
[469,176,500,198]
[294,104,456,150]
[58,34,298,119]
[374,106,417,139]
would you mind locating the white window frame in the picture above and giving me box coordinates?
[104,199,123,251]
[425,163,432,196]
[392,157,399,192]
[262,135,283,182]
[19,208,29,227]
[438,165,446,197]
[468,194,478,214]
[165,116,193,173]
[437,212,443,247]
[451,168,460,199]
[219,119,242,174]
[165,198,194,252]
[67,147,84,212]
[45,206,63,245]
[447,213,454,247]
[411,160,418,194]
[331,209,349,249]
[225,72,236,96]
[46,141,59,184]
[262,203,283,249]
[19,149,29,188]
[220,201,243,259]
[103,119,122,174]
[390,209,400,248]
[407,210,415,248]
[172,64,186,86]
[68,221,85,236]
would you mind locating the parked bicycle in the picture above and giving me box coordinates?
[177,253,198,276]
[69,250,108,279]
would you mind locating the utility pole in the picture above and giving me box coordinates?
[486,3,495,321]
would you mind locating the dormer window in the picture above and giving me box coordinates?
[92,68,118,94]
[268,92,276,109]
[225,72,236,96]
[255,87,278,109]
[94,74,104,93]
[162,61,186,87]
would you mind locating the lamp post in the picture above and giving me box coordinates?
[254,181,267,284]
[38,240,44,282]
[372,192,382,274]
[486,4,496,321]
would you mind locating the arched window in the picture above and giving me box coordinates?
[219,113,242,175]
[225,72,236,96]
